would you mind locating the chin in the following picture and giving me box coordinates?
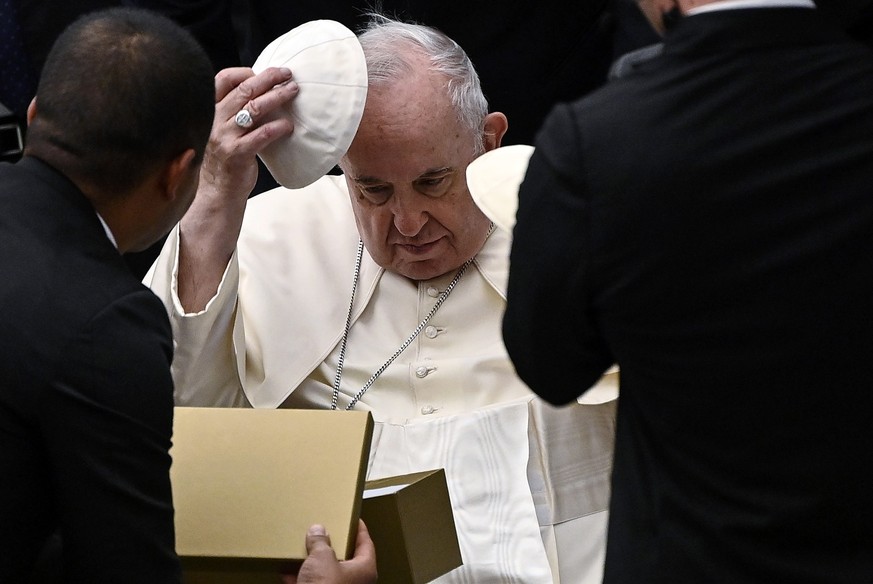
[394,259,457,281]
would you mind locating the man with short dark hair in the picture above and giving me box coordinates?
[0,8,376,583]
[0,9,213,581]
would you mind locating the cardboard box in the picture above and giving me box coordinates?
[170,407,374,583]
[362,468,462,583]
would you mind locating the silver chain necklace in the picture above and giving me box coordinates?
[330,226,493,410]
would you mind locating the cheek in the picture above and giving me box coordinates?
[442,191,486,231]
[352,202,395,244]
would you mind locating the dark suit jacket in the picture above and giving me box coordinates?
[0,157,180,582]
[504,8,873,583]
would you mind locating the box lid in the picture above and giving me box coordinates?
[171,407,373,562]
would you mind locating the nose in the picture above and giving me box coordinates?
[391,194,428,237]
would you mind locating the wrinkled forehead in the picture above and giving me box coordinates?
[342,81,477,183]
[363,68,458,130]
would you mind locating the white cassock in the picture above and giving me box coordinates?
[146,175,618,583]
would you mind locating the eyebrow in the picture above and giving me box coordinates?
[352,167,455,184]
[352,176,387,185]
[419,167,454,178]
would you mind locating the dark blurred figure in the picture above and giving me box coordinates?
[504,0,873,582]
[0,1,119,163]
[817,0,873,44]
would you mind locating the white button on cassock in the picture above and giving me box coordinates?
[415,366,429,378]
[420,405,435,415]
[426,286,440,298]
[425,325,438,339]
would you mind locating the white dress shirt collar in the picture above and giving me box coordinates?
[687,0,815,16]
[96,212,119,249]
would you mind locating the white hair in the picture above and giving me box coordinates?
[357,14,490,153]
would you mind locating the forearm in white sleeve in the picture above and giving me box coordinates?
[144,224,250,408]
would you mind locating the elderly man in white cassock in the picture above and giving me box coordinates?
[146,15,617,583]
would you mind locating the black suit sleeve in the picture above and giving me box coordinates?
[41,290,180,583]
[503,103,613,405]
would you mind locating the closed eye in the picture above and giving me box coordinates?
[414,173,452,195]
[357,183,393,203]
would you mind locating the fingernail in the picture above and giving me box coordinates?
[280,67,292,76]
[309,524,327,536]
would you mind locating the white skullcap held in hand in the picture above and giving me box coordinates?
[465,144,535,233]
[252,20,368,189]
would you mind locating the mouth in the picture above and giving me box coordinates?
[396,238,442,256]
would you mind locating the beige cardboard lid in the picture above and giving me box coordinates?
[171,408,373,562]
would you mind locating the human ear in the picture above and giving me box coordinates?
[482,112,509,152]
[160,148,198,201]
[26,97,37,125]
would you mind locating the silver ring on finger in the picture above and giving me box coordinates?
[234,108,254,129]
